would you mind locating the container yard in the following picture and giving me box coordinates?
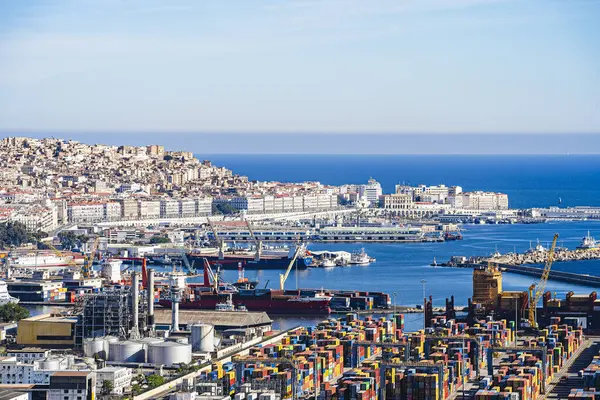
[175,310,588,400]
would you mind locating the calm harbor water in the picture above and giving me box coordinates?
[26,221,600,332]
[211,221,600,331]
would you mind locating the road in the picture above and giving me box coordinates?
[544,338,597,399]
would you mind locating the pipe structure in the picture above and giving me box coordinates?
[130,272,140,339]
[147,268,155,331]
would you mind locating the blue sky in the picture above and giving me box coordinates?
[1,0,599,150]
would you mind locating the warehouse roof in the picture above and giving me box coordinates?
[154,309,272,329]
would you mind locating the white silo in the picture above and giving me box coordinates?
[101,259,122,283]
[108,340,146,363]
[83,337,106,359]
[147,341,192,366]
[190,323,215,352]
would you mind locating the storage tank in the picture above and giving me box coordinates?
[101,259,122,283]
[83,337,106,359]
[147,341,192,366]
[104,336,119,360]
[37,358,62,370]
[190,323,214,352]
[108,340,146,363]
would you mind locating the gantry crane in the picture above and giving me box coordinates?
[206,217,225,260]
[45,241,82,271]
[528,233,559,329]
[245,218,262,261]
[279,244,303,291]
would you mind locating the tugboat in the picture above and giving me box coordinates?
[349,248,371,265]
[577,232,599,250]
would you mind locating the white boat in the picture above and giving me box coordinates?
[577,232,598,250]
[320,258,336,268]
[6,252,84,269]
[349,248,371,265]
[0,282,19,305]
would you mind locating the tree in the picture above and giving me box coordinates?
[146,374,165,388]
[0,303,30,323]
[101,380,114,395]
[58,231,88,250]
[0,222,31,249]
[149,235,170,244]
[212,203,238,215]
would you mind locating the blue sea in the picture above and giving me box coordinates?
[199,154,600,209]
[192,154,600,330]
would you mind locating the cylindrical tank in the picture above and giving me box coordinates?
[108,340,146,363]
[37,358,62,370]
[104,336,119,360]
[190,323,214,352]
[101,260,122,283]
[166,336,189,344]
[83,338,106,359]
[147,341,192,366]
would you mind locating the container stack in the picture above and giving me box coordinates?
[568,388,600,399]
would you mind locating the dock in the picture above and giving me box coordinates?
[438,262,600,287]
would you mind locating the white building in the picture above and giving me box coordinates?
[95,366,132,395]
[179,199,196,217]
[160,199,180,218]
[104,202,122,221]
[67,203,105,223]
[119,199,139,219]
[6,348,51,363]
[195,197,213,216]
[455,192,509,210]
[9,207,57,232]
[139,200,161,219]
[359,179,382,206]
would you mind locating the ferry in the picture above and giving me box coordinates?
[5,252,85,269]
[577,232,599,250]
[0,282,19,305]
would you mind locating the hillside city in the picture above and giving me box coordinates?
[0,136,520,234]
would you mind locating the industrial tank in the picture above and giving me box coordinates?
[83,337,106,359]
[147,341,191,366]
[190,323,214,352]
[108,340,146,363]
[37,358,62,370]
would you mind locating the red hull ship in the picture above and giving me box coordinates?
[158,289,331,315]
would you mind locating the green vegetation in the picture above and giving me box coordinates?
[0,222,45,249]
[101,380,114,395]
[146,374,165,388]
[212,202,238,215]
[0,303,30,323]
[58,231,88,250]
[149,235,171,244]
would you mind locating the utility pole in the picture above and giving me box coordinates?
[420,279,427,330]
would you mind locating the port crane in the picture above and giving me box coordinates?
[206,217,225,260]
[528,233,559,329]
[279,244,303,291]
[245,219,262,261]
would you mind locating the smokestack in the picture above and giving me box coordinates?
[172,300,179,333]
[130,272,140,339]
[147,268,155,330]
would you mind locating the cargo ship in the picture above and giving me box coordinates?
[5,252,85,269]
[187,247,312,270]
[159,287,332,315]
[156,262,390,315]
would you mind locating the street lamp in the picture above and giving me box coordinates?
[420,279,427,329]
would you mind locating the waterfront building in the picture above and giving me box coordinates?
[359,178,382,206]
[195,197,213,216]
[160,199,180,218]
[119,198,139,219]
[179,199,196,217]
[138,199,161,219]
[67,202,105,223]
[380,194,414,212]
